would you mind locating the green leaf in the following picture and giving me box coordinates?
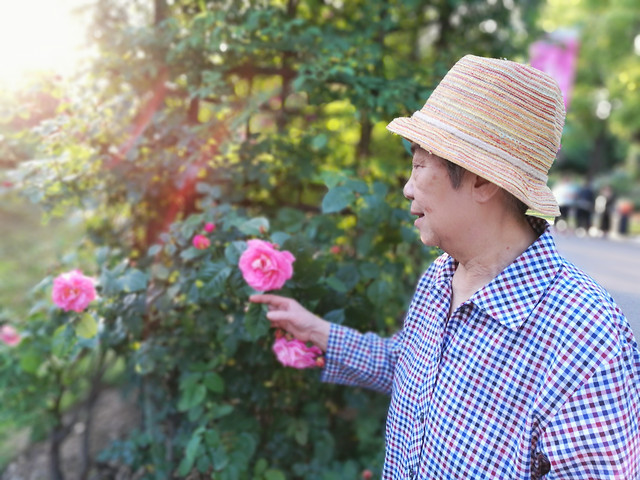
[210,403,234,419]
[204,429,221,448]
[181,246,206,261]
[244,302,268,340]
[76,313,98,339]
[52,324,74,358]
[359,262,380,279]
[118,269,148,293]
[254,458,268,475]
[322,186,355,214]
[270,231,291,246]
[203,372,224,393]
[344,178,368,194]
[324,308,345,325]
[264,469,286,480]
[19,348,42,374]
[204,266,232,296]
[288,419,309,446]
[177,426,205,476]
[225,241,247,264]
[366,279,390,308]
[336,265,360,290]
[311,133,327,150]
[325,276,348,293]
[238,217,269,235]
[178,383,207,412]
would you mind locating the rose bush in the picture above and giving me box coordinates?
[0,0,536,477]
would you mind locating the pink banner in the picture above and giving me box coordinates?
[530,30,580,111]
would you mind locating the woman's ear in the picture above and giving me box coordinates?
[469,174,501,204]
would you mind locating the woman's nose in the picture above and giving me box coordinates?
[403,177,414,200]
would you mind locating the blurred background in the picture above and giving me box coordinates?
[1,0,639,479]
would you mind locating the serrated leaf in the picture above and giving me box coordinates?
[76,313,98,339]
[224,241,247,264]
[204,266,231,296]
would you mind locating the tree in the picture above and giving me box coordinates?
[539,0,640,181]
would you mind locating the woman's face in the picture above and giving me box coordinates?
[403,145,471,249]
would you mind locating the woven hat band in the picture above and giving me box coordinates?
[411,111,548,183]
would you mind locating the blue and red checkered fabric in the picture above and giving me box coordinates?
[322,218,640,479]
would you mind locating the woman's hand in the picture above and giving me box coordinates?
[249,294,331,351]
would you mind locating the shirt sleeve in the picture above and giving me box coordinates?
[537,348,640,479]
[320,323,404,395]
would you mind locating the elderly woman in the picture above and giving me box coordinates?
[251,55,640,479]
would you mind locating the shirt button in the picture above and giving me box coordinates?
[419,413,425,423]
[409,469,415,479]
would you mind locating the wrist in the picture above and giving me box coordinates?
[309,318,331,352]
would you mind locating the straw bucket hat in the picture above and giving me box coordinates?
[387,55,565,217]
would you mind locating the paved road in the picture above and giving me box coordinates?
[553,232,640,342]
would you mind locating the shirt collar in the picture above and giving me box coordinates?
[437,217,564,331]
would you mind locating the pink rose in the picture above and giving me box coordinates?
[204,222,216,233]
[0,325,21,346]
[193,234,211,249]
[272,337,323,369]
[238,239,295,291]
[52,270,97,312]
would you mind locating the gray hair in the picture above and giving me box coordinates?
[440,157,528,216]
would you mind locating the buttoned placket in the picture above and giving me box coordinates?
[407,279,464,480]
[411,298,471,479]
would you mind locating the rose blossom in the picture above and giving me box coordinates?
[238,239,295,291]
[0,325,21,346]
[272,337,323,369]
[192,234,210,249]
[52,270,97,312]
[203,222,216,233]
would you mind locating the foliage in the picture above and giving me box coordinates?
[540,0,640,179]
[1,0,544,478]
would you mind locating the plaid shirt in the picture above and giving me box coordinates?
[322,219,640,479]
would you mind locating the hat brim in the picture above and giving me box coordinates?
[387,116,561,217]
